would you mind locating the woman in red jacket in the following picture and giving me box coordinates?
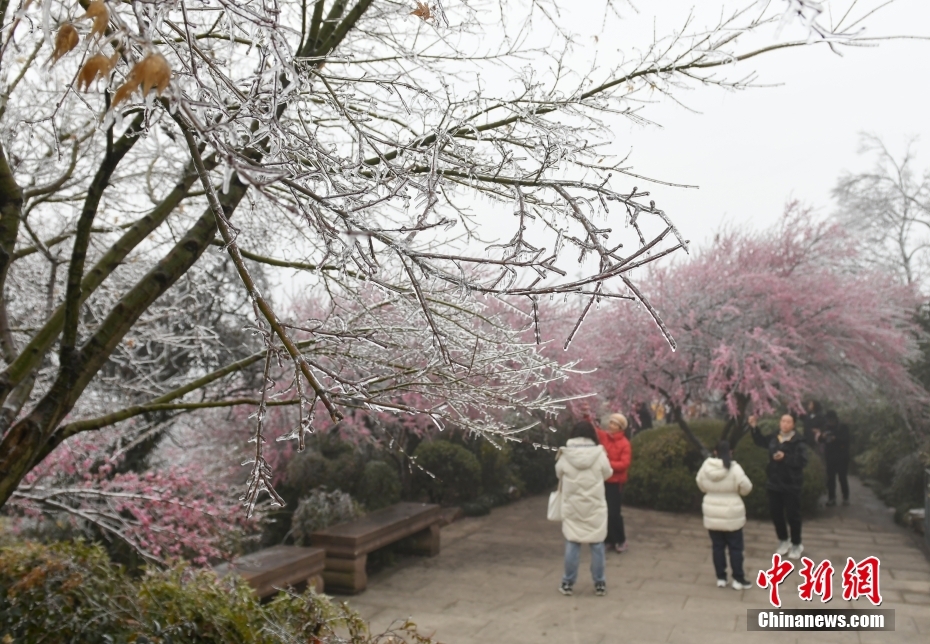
[597,413,632,552]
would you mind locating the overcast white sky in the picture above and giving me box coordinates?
[598,0,930,246]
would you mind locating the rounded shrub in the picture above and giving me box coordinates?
[507,422,567,495]
[474,441,523,501]
[510,441,558,494]
[356,461,401,510]
[284,450,330,497]
[624,426,702,512]
[322,450,366,497]
[412,440,482,505]
[461,498,492,517]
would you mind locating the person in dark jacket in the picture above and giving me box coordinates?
[818,410,850,506]
[748,413,808,560]
[799,400,824,450]
[630,401,653,436]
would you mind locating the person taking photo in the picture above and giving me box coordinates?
[748,413,808,559]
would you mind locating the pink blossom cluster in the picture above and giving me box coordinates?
[9,427,257,565]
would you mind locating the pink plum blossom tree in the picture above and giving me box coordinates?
[563,205,926,454]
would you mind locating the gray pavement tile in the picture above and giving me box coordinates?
[911,615,930,634]
[790,631,867,644]
[684,594,759,611]
[473,610,613,643]
[900,592,930,604]
[888,568,930,581]
[859,632,929,644]
[881,602,930,618]
[892,615,919,633]
[668,623,789,644]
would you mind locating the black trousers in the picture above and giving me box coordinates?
[767,489,802,545]
[709,529,746,583]
[604,482,626,545]
[826,459,849,502]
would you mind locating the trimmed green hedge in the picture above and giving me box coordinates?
[0,541,434,643]
[356,460,402,510]
[412,440,482,505]
[625,420,825,518]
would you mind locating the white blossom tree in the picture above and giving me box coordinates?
[0,0,897,529]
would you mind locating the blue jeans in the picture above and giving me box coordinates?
[709,529,746,583]
[562,541,606,586]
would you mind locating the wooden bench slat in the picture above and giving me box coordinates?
[215,545,325,598]
[311,503,441,557]
[311,502,440,542]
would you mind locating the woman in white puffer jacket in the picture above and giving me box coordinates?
[555,421,613,597]
[696,440,753,591]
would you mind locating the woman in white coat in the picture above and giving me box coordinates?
[696,440,753,590]
[555,421,613,596]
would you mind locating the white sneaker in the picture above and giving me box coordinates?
[732,579,753,590]
[787,544,804,560]
[776,540,791,556]
[716,579,727,588]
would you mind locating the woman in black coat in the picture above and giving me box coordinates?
[748,414,808,560]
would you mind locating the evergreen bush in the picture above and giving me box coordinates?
[0,541,434,643]
[473,441,523,501]
[284,450,330,497]
[840,403,927,521]
[356,461,402,510]
[509,425,566,494]
[624,425,706,512]
[411,440,482,505]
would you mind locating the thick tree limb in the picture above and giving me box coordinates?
[0,175,248,507]
[0,141,23,364]
[0,155,217,412]
[59,114,146,370]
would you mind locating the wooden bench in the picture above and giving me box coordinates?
[311,502,442,594]
[214,545,325,598]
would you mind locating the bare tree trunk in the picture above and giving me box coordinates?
[669,405,710,459]
[724,393,751,449]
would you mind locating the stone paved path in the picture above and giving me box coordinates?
[345,476,929,644]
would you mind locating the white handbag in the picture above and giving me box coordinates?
[547,483,562,521]
[547,449,563,521]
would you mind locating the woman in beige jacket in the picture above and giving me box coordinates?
[555,421,613,596]
[696,440,753,590]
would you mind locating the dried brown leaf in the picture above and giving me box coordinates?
[77,52,116,91]
[83,1,109,40]
[111,53,171,108]
[51,24,79,63]
[111,79,137,107]
[411,2,431,20]
[136,54,171,96]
